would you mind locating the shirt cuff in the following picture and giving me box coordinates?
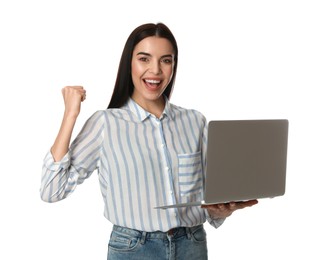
[204,209,225,229]
[43,150,70,172]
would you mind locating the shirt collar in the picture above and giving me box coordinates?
[125,96,174,122]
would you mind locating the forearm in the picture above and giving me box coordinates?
[51,112,78,162]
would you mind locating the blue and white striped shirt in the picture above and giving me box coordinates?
[40,98,224,232]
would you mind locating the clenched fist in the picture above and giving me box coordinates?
[62,86,86,118]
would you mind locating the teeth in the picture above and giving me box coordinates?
[145,79,161,84]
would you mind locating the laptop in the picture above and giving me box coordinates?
[155,119,289,209]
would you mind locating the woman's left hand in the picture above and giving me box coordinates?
[201,199,258,219]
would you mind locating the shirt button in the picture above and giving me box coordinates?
[165,167,169,171]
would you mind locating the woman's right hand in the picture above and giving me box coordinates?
[62,86,86,118]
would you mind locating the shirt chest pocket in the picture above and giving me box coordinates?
[178,151,203,197]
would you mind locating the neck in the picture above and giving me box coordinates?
[133,96,165,118]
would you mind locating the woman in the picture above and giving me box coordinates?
[40,23,257,259]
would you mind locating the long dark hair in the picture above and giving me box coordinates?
[107,23,178,108]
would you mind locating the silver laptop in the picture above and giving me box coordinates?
[155,119,288,209]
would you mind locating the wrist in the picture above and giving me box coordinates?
[63,109,80,120]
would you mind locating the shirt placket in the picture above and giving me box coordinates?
[153,117,180,225]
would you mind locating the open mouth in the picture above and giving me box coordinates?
[144,79,162,89]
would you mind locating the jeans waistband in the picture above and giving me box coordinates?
[112,224,203,242]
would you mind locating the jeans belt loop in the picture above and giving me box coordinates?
[186,227,192,240]
[140,231,147,245]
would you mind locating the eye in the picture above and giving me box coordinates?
[162,58,173,64]
[139,57,149,62]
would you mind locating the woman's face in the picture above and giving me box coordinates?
[131,36,175,107]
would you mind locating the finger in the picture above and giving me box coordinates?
[202,203,228,210]
[62,86,85,94]
[233,200,258,210]
[79,88,86,100]
[62,86,86,100]
[229,202,237,210]
[81,92,87,102]
[201,204,220,211]
[74,87,86,98]
[70,85,84,90]
[218,203,226,210]
[243,199,258,207]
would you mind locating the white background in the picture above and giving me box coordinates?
[1,0,312,259]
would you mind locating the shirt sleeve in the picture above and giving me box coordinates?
[40,111,104,203]
[204,209,225,229]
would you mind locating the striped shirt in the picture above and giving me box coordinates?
[40,98,224,232]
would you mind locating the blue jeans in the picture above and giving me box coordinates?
[107,224,208,260]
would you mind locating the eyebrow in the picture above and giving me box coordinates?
[136,52,174,58]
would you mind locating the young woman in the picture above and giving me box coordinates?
[40,23,257,260]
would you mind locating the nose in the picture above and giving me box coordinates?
[149,60,161,75]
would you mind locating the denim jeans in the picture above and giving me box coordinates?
[107,224,208,260]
